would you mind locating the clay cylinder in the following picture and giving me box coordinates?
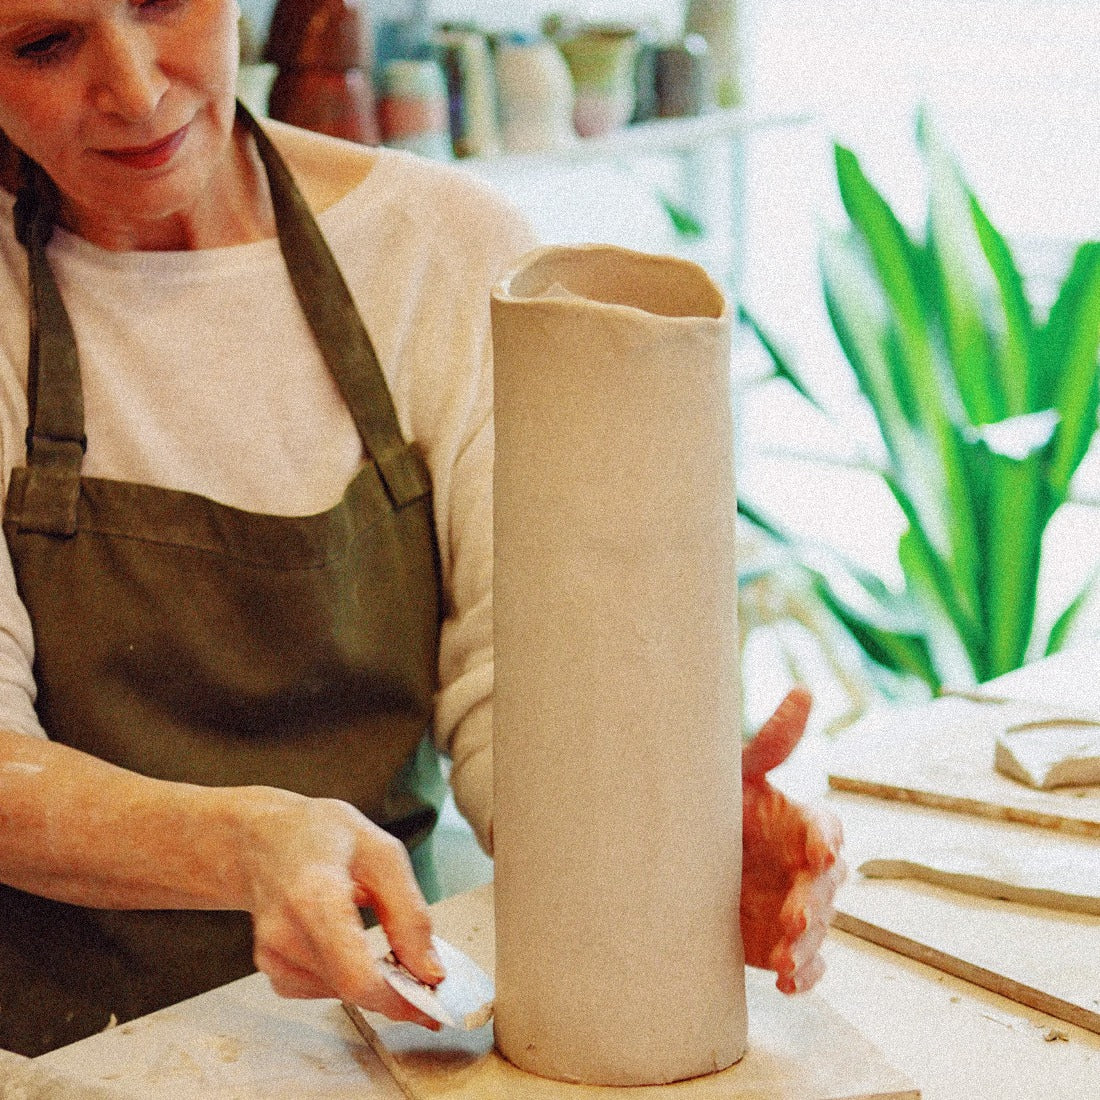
[491,245,746,1086]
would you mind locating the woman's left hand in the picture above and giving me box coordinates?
[740,687,846,994]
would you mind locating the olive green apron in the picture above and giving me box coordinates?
[0,106,445,1057]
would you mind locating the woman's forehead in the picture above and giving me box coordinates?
[0,0,81,19]
[0,1,134,21]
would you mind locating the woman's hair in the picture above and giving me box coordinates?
[0,132,61,248]
[0,131,22,197]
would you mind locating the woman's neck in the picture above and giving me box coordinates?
[79,123,273,252]
[60,122,276,253]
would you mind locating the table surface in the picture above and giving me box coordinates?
[5,649,1099,1099]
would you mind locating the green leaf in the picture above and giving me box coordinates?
[833,144,982,625]
[834,145,947,435]
[918,117,1004,424]
[969,195,1034,417]
[1046,566,1100,655]
[977,433,1053,677]
[736,497,791,544]
[811,575,940,690]
[820,232,917,465]
[738,306,825,411]
[887,475,982,667]
[1040,241,1100,496]
[656,193,706,241]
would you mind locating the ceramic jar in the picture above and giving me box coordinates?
[435,27,501,159]
[264,0,380,144]
[492,244,746,1086]
[557,26,640,139]
[378,59,453,159]
[494,39,576,154]
[655,35,714,118]
[684,0,742,108]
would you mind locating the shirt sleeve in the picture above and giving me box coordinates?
[0,224,46,742]
[0,538,44,739]
[430,189,537,854]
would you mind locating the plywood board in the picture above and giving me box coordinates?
[827,697,1100,836]
[349,885,918,1100]
[30,976,406,1099]
[832,798,1100,1036]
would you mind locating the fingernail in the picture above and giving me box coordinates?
[425,947,446,983]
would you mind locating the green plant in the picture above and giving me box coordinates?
[741,113,1100,693]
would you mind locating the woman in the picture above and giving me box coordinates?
[0,0,842,1058]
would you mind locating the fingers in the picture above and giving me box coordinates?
[255,884,443,1029]
[259,948,333,1000]
[356,832,445,989]
[769,858,846,994]
[742,686,813,781]
[776,952,825,995]
[241,795,444,1028]
[803,803,845,874]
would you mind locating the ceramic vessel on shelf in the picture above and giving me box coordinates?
[263,0,380,144]
[378,58,453,159]
[557,25,640,138]
[435,26,501,159]
[654,34,714,118]
[493,39,576,154]
[684,0,742,107]
[373,0,434,83]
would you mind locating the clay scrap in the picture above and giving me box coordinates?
[859,844,1100,915]
[994,721,1100,790]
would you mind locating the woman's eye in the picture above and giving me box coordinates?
[16,31,71,66]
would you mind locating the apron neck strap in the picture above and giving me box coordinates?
[13,156,86,535]
[239,103,430,510]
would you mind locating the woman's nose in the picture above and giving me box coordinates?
[90,27,168,121]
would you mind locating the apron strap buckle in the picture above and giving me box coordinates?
[16,434,85,537]
[376,445,432,510]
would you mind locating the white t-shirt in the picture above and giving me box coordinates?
[0,121,536,850]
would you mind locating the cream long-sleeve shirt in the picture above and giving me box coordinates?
[0,122,536,851]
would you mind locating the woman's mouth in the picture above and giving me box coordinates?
[100,125,189,171]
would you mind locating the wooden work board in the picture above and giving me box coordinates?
[827,696,1100,836]
[830,795,1100,1037]
[349,885,918,1100]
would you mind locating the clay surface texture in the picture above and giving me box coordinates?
[835,793,1100,1036]
[828,697,1100,835]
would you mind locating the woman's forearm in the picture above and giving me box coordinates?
[0,727,267,911]
[0,729,445,1023]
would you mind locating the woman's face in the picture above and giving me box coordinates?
[0,0,241,246]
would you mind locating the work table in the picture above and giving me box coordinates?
[2,651,1098,1098]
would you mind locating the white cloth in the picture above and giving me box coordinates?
[0,123,536,850]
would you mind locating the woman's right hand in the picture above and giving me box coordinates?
[0,731,442,1026]
[234,789,445,1028]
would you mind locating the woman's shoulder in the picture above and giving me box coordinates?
[260,119,536,254]
[259,118,377,215]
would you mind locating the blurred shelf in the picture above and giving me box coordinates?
[457,106,810,296]
[458,106,811,180]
